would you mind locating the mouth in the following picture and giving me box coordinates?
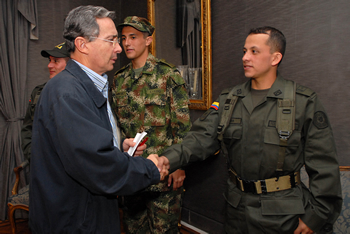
[243,65,252,70]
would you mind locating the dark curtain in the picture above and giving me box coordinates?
[0,0,38,220]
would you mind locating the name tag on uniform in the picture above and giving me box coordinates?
[147,88,164,95]
[230,118,242,125]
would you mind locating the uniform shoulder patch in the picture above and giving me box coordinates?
[313,111,329,129]
[296,84,315,97]
[210,102,219,111]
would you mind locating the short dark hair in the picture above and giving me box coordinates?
[249,26,286,63]
[63,5,115,52]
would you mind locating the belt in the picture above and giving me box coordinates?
[229,168,300,194]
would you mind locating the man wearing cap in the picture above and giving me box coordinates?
[21,42,70,161]
[29,6,163,233]
[112,16,191,233]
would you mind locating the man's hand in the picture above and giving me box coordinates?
[168,169,186,190]
[294,218,314,234]
[123,138,147,156]
[158,156,170,180]
[147,154,159,166]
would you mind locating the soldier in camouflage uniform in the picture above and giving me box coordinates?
[159,27,342,233]
[112,16,191,233]
[21,42,69,161]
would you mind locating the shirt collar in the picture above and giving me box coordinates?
[73,60,108,93]
[236,73,286,99]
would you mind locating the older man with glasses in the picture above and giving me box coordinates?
[29,6,164,234]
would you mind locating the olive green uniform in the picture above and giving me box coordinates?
[163,75,342,233]
[112,53,191,233]
[21,83,46,161]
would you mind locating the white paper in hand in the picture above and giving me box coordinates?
[127,132,147,156]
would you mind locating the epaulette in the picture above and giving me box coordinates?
[115,63,131,75]
[220,87,232,95]
[296,84,315,97]
[158,59,176,68]
[220,83,243,97]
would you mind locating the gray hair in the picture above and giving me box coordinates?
[63,5,115,52]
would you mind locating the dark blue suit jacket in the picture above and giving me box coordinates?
[29,60,160,233]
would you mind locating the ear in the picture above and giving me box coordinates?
[271,52,282,66]
[145,36,153,46]
[74,37,89,54]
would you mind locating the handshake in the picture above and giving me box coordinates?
[147,154,170,180]
[123,138,170,180]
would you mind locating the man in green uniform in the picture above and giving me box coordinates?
[158,26,342,233]
[112,16,191,233]
[21,42,70,161]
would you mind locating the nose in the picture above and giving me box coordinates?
[48,61,54,68]
[124,37,130,47]
[242,52,249,62]
[114,42,122,54]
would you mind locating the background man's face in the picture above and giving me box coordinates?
[121,26,149,61]
[48,56,68,78]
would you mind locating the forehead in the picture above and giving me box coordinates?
[121,26,143,35]
[49,56,65,60]
[244,33,270,49]
[96,17,118,36]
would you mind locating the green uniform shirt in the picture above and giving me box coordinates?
[112,53,191,191]
[163,75,342,233]
[21,82,46,161]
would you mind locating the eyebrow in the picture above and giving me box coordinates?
[244,46,259,50]
[104,34,118,39]
[121,33,137,37]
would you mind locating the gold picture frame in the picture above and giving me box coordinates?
[147,0,212,110]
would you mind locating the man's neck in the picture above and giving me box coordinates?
[131,51,149,69]
[250,72,277,90]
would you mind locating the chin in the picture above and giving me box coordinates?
[244,73,253,78]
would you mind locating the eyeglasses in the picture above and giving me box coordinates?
[90,36,120,47]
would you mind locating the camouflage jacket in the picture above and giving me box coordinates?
[112,53,191,191]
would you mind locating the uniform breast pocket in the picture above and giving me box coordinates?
[112,90,131,120]
[144,92,167,127]
[113,90,128,107]
[223,118,243,146]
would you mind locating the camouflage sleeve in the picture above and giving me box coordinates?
[169,69,191,144]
